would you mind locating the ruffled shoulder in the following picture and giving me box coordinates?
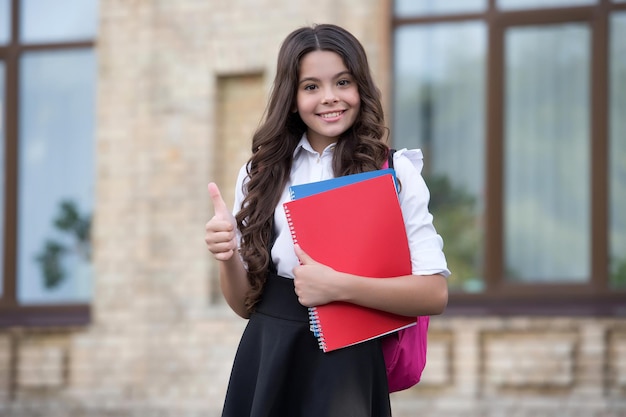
[392,148,424,174]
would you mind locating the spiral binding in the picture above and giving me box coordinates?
[308,307,327,350]
[318,336,327,352]
[285,204,325,351]
[309,308,320,335]
[284,208,298,246]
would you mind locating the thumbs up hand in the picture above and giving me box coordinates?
[293,244,338,307]
[205,182,238,261]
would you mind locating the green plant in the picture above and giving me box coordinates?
[34,200,92,288]
[611,257,626,288]
[424,174,482,291]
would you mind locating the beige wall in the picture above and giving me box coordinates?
[0,1,625,416]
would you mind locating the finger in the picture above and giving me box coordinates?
[213,249,235,262]
[208,182,231,221]
[294,243,315,265]
[205,217,234,234]
[205,234,237,259]
[205,228,235,242]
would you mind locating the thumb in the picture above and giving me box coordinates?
[294,244,316,265]
[207,182,231,221]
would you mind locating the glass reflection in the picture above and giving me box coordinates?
[395,0,486,16]
[499,0,595,10]
[0,62,4,297]
[20,0,98,43]
[504,24,590,282]
[394,23,486,292]
[18,49,96,304]
[610,13,626,288]
[0,0,9,45]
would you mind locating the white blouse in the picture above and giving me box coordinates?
[232,135,451,279]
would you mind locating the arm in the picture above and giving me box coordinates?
[218,252,250,319]
[205,182,251,319]
[292,149,450,317]
[293,245,448,317]
[336,272,447,316]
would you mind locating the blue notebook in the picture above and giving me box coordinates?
[289,168,397,200]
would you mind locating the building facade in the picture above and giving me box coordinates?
[1,0,625,416]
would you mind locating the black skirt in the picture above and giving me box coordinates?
[221,273,392,417]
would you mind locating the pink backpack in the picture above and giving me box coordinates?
[382,150,429,393]
[382,317,429,392]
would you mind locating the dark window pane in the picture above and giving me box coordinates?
[394,23,486,292]
[20,0,98,43]
[504,24,590,283]
[395,0,486,17]
[610,13,626,288]
[18,50,96,304]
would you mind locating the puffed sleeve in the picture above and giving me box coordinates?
[232,163,249,216]
[231,163,250,252]
[393,149,451,278]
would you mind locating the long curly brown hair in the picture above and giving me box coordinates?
[236,23,390,312]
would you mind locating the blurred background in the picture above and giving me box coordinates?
[0,0,625,416]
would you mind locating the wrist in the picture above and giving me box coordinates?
[334,271,356,303]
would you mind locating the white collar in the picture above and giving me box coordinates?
[292,133,337,158]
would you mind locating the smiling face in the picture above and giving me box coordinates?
[296,50,361,153]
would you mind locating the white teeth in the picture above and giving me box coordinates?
[320,111,342,119]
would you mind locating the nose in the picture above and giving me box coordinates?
[321,87,339,104]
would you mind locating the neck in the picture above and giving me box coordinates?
[307,134,337,155]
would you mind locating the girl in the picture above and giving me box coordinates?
[205,23,449,417]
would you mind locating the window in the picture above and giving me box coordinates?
[394,21,487,293]
[0,0,98,326]
[504,23,591,283]
[393,0,626,314]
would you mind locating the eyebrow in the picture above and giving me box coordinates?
[298,71,352,85]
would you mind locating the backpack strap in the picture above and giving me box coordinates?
[388,148,396,170]
[383,148,396,170]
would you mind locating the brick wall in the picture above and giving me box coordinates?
[0,1,625,416]
[1,318,625,416]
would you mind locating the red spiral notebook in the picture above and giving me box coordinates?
[283,173,416,352]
